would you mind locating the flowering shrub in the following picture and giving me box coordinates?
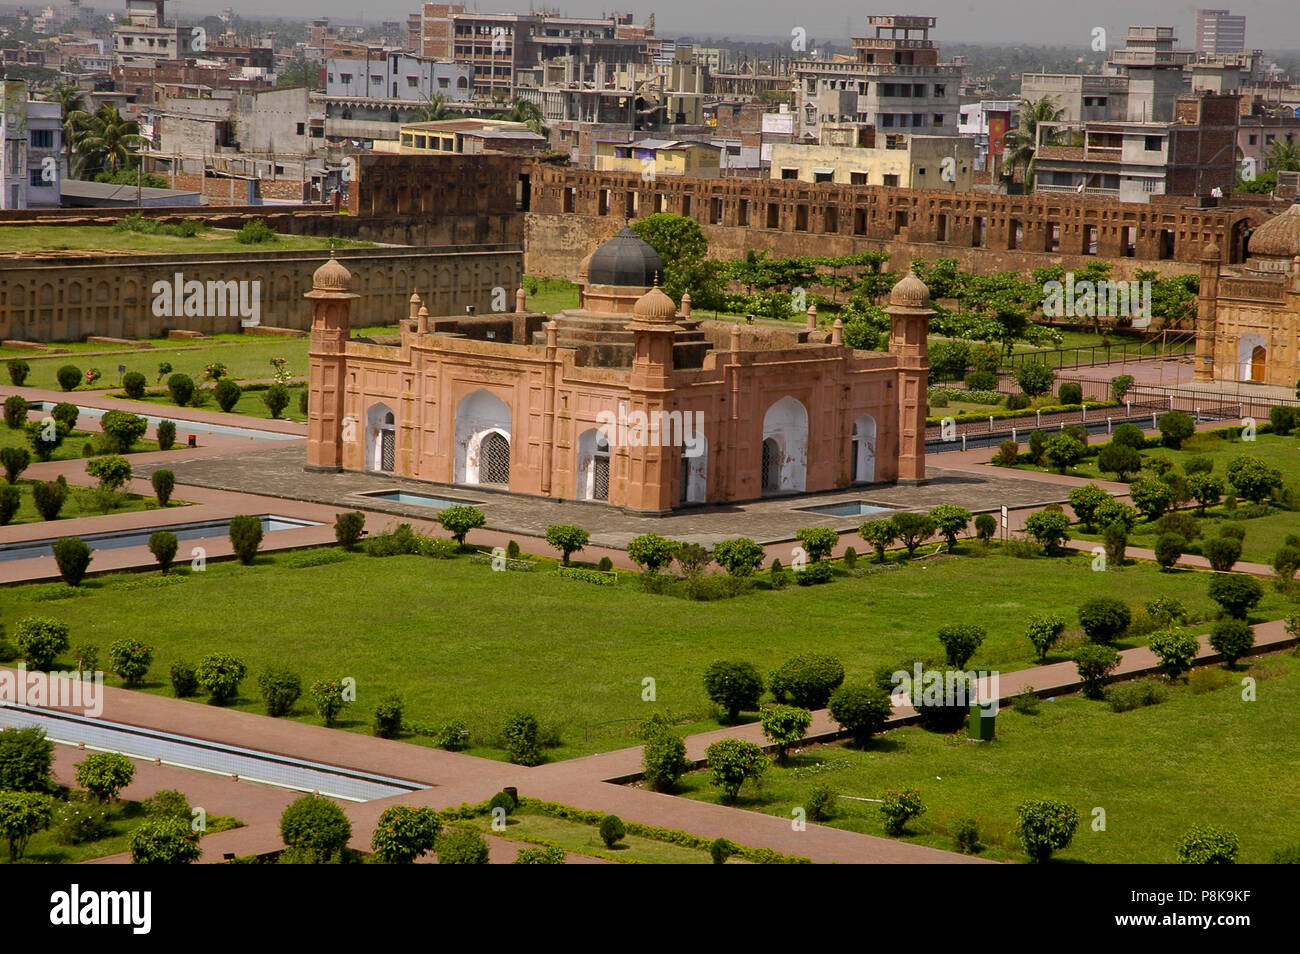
[107,639,154,687]
[880,788,926,835]
[371,805,441,864]
[83,368,101,386]
[270,357,293,387]
[309,680,350,726]
[203,362,228,381]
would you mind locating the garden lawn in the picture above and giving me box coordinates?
[0,425,166,463]
[675,653,1300,864]
[0,225,370,257]
[17,339,310,392]
[0,546,1288,762]
[1,480,183,525]
[459,807,719,864]
[123,384,308,423]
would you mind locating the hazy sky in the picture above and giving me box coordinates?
[203,1,1299,49]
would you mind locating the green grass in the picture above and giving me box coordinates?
[2,479,182,525]
[123,384,308,423]
[460,807,719,864]
[0,225,372,257]
[675,652,1300,864]
[0,546,1289,762]
[0,425,167,463]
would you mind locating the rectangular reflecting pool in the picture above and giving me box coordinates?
[797,501,896,518]
[357,491,474,510]
[0,516,320,563]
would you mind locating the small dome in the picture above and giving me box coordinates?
[632,285,677,323]
[312,252,353,291]
[586,227,664,288]
[1248,204,1300,259]
[888,270,931,309]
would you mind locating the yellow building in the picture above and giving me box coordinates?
[385,119,547,155]
[593,138,723,178]
[769,130,974,190]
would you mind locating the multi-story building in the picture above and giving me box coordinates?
[593,138,722,178]
[957,99,1018,171]
[385,118,547,156]
[112,0,203,67]
[769,124,973,190]
[1195,9,1247,56]
[0,80,61,210]
[792,15,961,142]
[325,51,473,103]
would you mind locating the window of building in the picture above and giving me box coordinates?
[340,73,353,83]
[296,123,305,135]
[883,174,900,187]
[813,170,833,183]
[934,84,945,97]
[781,168,799,179]
[438,77,449,88]
[407,76,419,87]
[29,168,44,187]
[850,171,868,185]
[933,114,944,127]
[31,130,54,149]
[1144,135,1162,151]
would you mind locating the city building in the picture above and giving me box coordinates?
[112,0,203,67]
[325,51,473,103]
[1195,9,1247,56]
[958,99,1019,171]
[769,124,973,190]
[593,138,722,178]
[0,80,62,210]
[386,118,547,156]
[792,15,961,142]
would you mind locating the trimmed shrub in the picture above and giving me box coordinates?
[892,512,937,556]
[107,639,153,687]
[1097,443,1143,481]
[705,738,767,803]
[842,546,858,568]
[1153,533,1185,571]
[759,704,812,762]
[628,532,678,573]
[195,653,247,703]
[1176,826,1239,865]
[262,384,290,419]
[1005,392,1031,411]
[1269,405,1299,436]
[544,523,589,564]
[1028,429,1048,465]
[122,371,147,399]
[1157,410,1195,449]
[1209,619,1254,668]
[641,726,688,793]
[169,660,198,698]
[1078,598,1131,645]
[795,526,839,562]
[937,624,985,668]
[1203,536,1242,573]
[1058,382,1083,406]
[436,504,485,545]
[880,788,926,836]
[371,805,441,864]
[3,395,27,430]
[372,693,404,738]
[1074,644,1121,699]
[150,470,175,507]
[155,420,176,451]
[1067,484,1110,531]
[1016,800,1080,863]
[974,512,997,541]
[0,726,54,792]
[1110,374,1135,402]
[1110,422,1145,449]
[769,653,845,709]
[806,784,837,822]
[859,517,899,561]
[1106,678,1167,712]
[0,485,17,526]
[56,365,82,392]
[1024,510,1071,554]
[228,514,263,564]
[1226,455,1282,504]
[994,440,1020,467]
[437,829,489,865]
[1015,362,1055,398]
[598,814,627,848]
[280,795,352,864]
[75,752,135,802]
[167,373,195,407]
[929,504,972,549]
[828,683,893,746]
[259,668,303,717]
[31,477,67,521]
[128,817,201,865]
[1025,613,1067,662]
[1043,434,1084,473]
[334,511,365,550]
[964,369,997,391]
[309,680,349,726]
[1148,628,1199,679]
[85,455,132,494]
[99,410,148,453]
[1187,472,1225,513]
[54,796,109,846]
[6,359,30,386]
[214,379,242,413]
[703,660,764,722]
[52,537,92,586]
[501,711,543,766]
[148,531,178,574]
[1,446,30,484]
[709,837,738,864]
[26,419,65,461]
[1208,574,1264,620]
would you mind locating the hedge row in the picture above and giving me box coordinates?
[1002,420,1279,466]
[554,565,617,585]
[927,399,1120,428]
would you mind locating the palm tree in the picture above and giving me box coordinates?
[43,82,87,171]
[501,96,546,136]
[1264,138,1300,173]
[411,93,455,123]
[67,104,143,179]
[1000,95,1067,191]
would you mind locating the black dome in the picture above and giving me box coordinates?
[585,227,664,288]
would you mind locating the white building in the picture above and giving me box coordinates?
[0,81,62,210]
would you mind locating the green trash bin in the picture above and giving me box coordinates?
[969,701,996,741]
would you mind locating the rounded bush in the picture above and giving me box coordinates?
[228,514,263,565]
[828,683,893,746]
[129,817,201,865]
[1057,382,1083,405]
[3,395,27,430]
[169,660,198,697]
[32,477,68,521]
[1077,598,1131,645]
[151,470,175,507]
[52,536,92,586]
[964,369,998,391]
[148,530,178,574]
[262,384,290,419]
[1176,825,1239,865]
[936,624,986,668]
[214,379,242,413]
[279,795,352,863]
[195,653,247,703]
[1153,533,1185,571]
[99,410,147,453]
[1110,422,1146,449]
[769,652,845,709]
[334,511,365,550]
[501,711,542,765]
[1,446,30,485]
[1016,799,1080,863]
[156,420,176,451]
[75,751,135,802]
[437,829,489,865]
[14,617,70,670]
[973,512,997,541]
[1209,619,1254,668]
[107,639,154,687]
[1148,627,1199,679]
[56,365,82,392]
[373,693,404,738]
[1158,410,1195,449]
[122,371,147,399]
[371,805,441,864]
[1005,392,1031,411]
[258,668,303,717]
[6,359,30,386]
[167,373,195,407]
[1074,644,1121,698]
[598,814,627,848]
[1207,573,1264,620]
[641,726,688,793]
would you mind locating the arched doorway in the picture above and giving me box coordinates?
[681,435,707,504]
[576,427,611,501]
[1237,334,1267,383]
[851,414,877,483]
[454,389,512,485]
[365,403,396,473]
[761,396,809,494]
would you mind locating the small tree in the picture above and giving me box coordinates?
[6,359,30,386]
[0,792,53,862]
[770,653,845,708]
[1129,478,1174,522]
[1273,545,1300,593]
[1067,484,1110,531]
[122,371,147,399]
[26,418,65,461]
[56,364,82,392]
[215,379,242,413]
[891,512,937,557]
[545,524,589,564]
[107,639,153,687]
[710,537,765,576]
[859,517,899,561]
[705,738,767,803]
[1016,800,1080,863]
[0,727,54,792]
[3,395,27,430]
[974,513,997,541]
[262,384,291,419]
[1025,613,1067,662]
[1024,510,1071,554]
[52,536,92,586]
[156,420,176,451]
[1157,410,1195,449]
[75,752,135,802]
[167,373,195,407]
[759,704,812,763]
[1015,362,1055,398]
[195,653,248,703]
[309,679,350,726]
[373,693,404,738]
[99,410,148,453]
[437,829,490,865]
[1043,434,1085,474]
[703,660,764,722]
[334,511,365,550]
[828,683,893,747]
[436,504,485,545]
[1203,536,1242,573]
[14,617,70,669]
[280,795,352,864]
[641,725,688,793]
[372,805,441,864]
[0,485,17,526]
[880,788,926,835]
[795,526,839,563]
[1153,532,1185,571]
[627,533,677,574]
[259,668,303,717]
[1227,455,1282,504]
[1210,619,1255,668]
[598,814,627,849]
[129,817,201,865]
[929,505,972,549]
[1078,598,1131,645]
[151,470,175,507]
[1148,628,1199,680]
[228,514,263,564]
[1176,826,1239,865]
[1,446,30,484]
[1074,645,1121,699]
[149,530,178,574]
[1187,472,1224,514]
[937,624,986,668]
[86,455,132,493]
[501,711,543,766]
[1208,574,1264,620]
[1097,443,1143,481]
[1110,374,1135,402]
